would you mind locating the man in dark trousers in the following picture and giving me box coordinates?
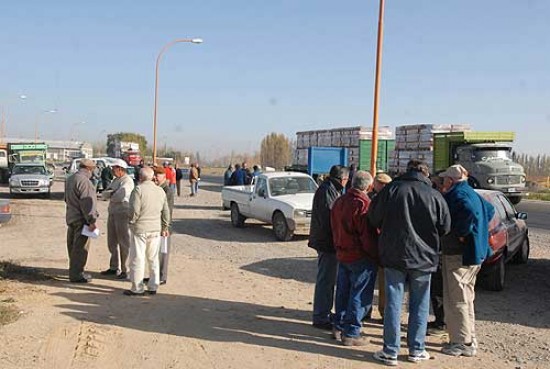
[153,166,175,285]
[368,160,451,366]
[64,158,99,283]
[309,165,349,330]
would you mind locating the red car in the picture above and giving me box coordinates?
[476,190,529,291]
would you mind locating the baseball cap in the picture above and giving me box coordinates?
[111,159,128,169]
[153,166,166,175]
[439,164,468,180]
[80,158,96,168]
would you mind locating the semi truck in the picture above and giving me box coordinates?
[107,139,142,166]
[390,124,526,204]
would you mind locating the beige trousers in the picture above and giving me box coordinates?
[442,255,481,344]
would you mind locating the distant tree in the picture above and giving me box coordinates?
[106,133,148,156]
[260,132,292,170]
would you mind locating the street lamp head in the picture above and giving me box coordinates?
[191,38,204,44]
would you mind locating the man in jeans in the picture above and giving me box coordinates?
[331,171,377,346]
[125,167,171,296]
[368,160,451,365]
[439,165,494,357]
[309,165,349,330]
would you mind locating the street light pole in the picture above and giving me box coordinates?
[152,38,203,164]
[34,109,57,142]
[370,0,386,176]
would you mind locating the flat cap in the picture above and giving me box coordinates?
[80,158,96,168]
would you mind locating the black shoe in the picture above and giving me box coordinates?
[143,277,150,283]
[312,322,333,331]
[160,280,166,285]
[116,272,128,280]
[123,290,144,296]
[100,269,118,276]
[70,277,91,283]
[145,290,157,296]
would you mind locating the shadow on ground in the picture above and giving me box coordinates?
[240,257,317,284]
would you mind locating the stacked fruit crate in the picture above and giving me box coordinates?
[389,124,471,174]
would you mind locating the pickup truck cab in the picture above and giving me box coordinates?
[9,163,53,197]
[221,171,318,241]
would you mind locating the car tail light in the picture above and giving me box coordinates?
[0,204,10,213]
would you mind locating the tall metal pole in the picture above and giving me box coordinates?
[152,38,202,164]
[370,0,386,176]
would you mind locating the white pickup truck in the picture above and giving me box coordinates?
[221,171,318,241]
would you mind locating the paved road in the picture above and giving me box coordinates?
[516,200,550,232]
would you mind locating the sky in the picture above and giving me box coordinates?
[1,0,549,159]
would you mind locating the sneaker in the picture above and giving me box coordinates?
[442,342,476,357]
[408,350,431,363]
[342,335,369,347]
[332,328,342,341]
[373,350,398,366]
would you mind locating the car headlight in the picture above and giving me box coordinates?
[9,179,18,186]
[520,176,526,183]
[487,177,495,184]
[294,209,308,217]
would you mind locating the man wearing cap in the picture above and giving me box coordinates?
[125,167,171,296]
[439,164,495,357]
[64,158,99,283]
[101,159,135,279]
[367,172,392,321]
[153,166,174,285]
[368,160,451,365]
[309,165,349,330]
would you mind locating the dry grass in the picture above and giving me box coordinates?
[0,301,19,326]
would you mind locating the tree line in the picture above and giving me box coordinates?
[513,152,550,177]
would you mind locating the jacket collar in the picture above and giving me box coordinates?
[347,188,369,200]
[327,177,344,191]
[446,179,469,195]
[397,170,431,186]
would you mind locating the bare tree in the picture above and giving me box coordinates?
[260,133,292,170]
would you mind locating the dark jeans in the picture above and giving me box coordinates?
[334,258,377,337]
[431,262,445,326]
[312,251,338,325]
[66,221,91,281]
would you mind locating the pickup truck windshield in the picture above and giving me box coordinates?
[473,148,512,162]
[12,166,46,175]
[269,176,317,196]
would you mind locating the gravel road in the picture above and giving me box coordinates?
[0,177,549,369]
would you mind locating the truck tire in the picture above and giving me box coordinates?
[512,237,529,264]
[485,254,505,291]
[230,203,246,228]
[272,211,293,241]
[509,196,521,205]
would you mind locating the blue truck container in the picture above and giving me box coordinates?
[307,147,349,179]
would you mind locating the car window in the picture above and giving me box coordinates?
[256,178,267,196]
[497,195,516,220]
[269,176,317,196]
[491,195,508,222]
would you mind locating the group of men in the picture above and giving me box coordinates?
[64,158,173,296]
[309,160,494,366]
[224,162,261,186]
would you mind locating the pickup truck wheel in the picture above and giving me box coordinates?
[512,237,529,264]
[273,212,293,241]
[485,254,505,291]
[509,196,521,205]
[230,203,245,228]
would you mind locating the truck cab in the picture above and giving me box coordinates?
[454,143,526,204]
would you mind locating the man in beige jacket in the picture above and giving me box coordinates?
[125,167,171,296]
[101,159,135,280]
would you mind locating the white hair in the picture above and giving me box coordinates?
[140,167,154,182]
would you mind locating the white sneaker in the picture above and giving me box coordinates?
[373,350,398,366]
[408,350,431,363]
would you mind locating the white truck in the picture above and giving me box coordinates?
[221,171,318,241]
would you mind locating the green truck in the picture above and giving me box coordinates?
[357,139,395,172]
[433,131,526,204]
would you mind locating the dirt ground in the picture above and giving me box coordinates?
[0,177,549,369]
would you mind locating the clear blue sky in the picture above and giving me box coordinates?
[1,0,549,158]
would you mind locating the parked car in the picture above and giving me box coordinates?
[9,163,53,198]
[476,189,529,291]
[221,171,318,241]
[0,199,11,225]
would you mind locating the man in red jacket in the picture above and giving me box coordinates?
[331,170,378,346]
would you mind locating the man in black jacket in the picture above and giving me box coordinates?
[309,165,349,330]
[369,160,451,366]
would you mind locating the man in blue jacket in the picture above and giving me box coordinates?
[439,164,495,357]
